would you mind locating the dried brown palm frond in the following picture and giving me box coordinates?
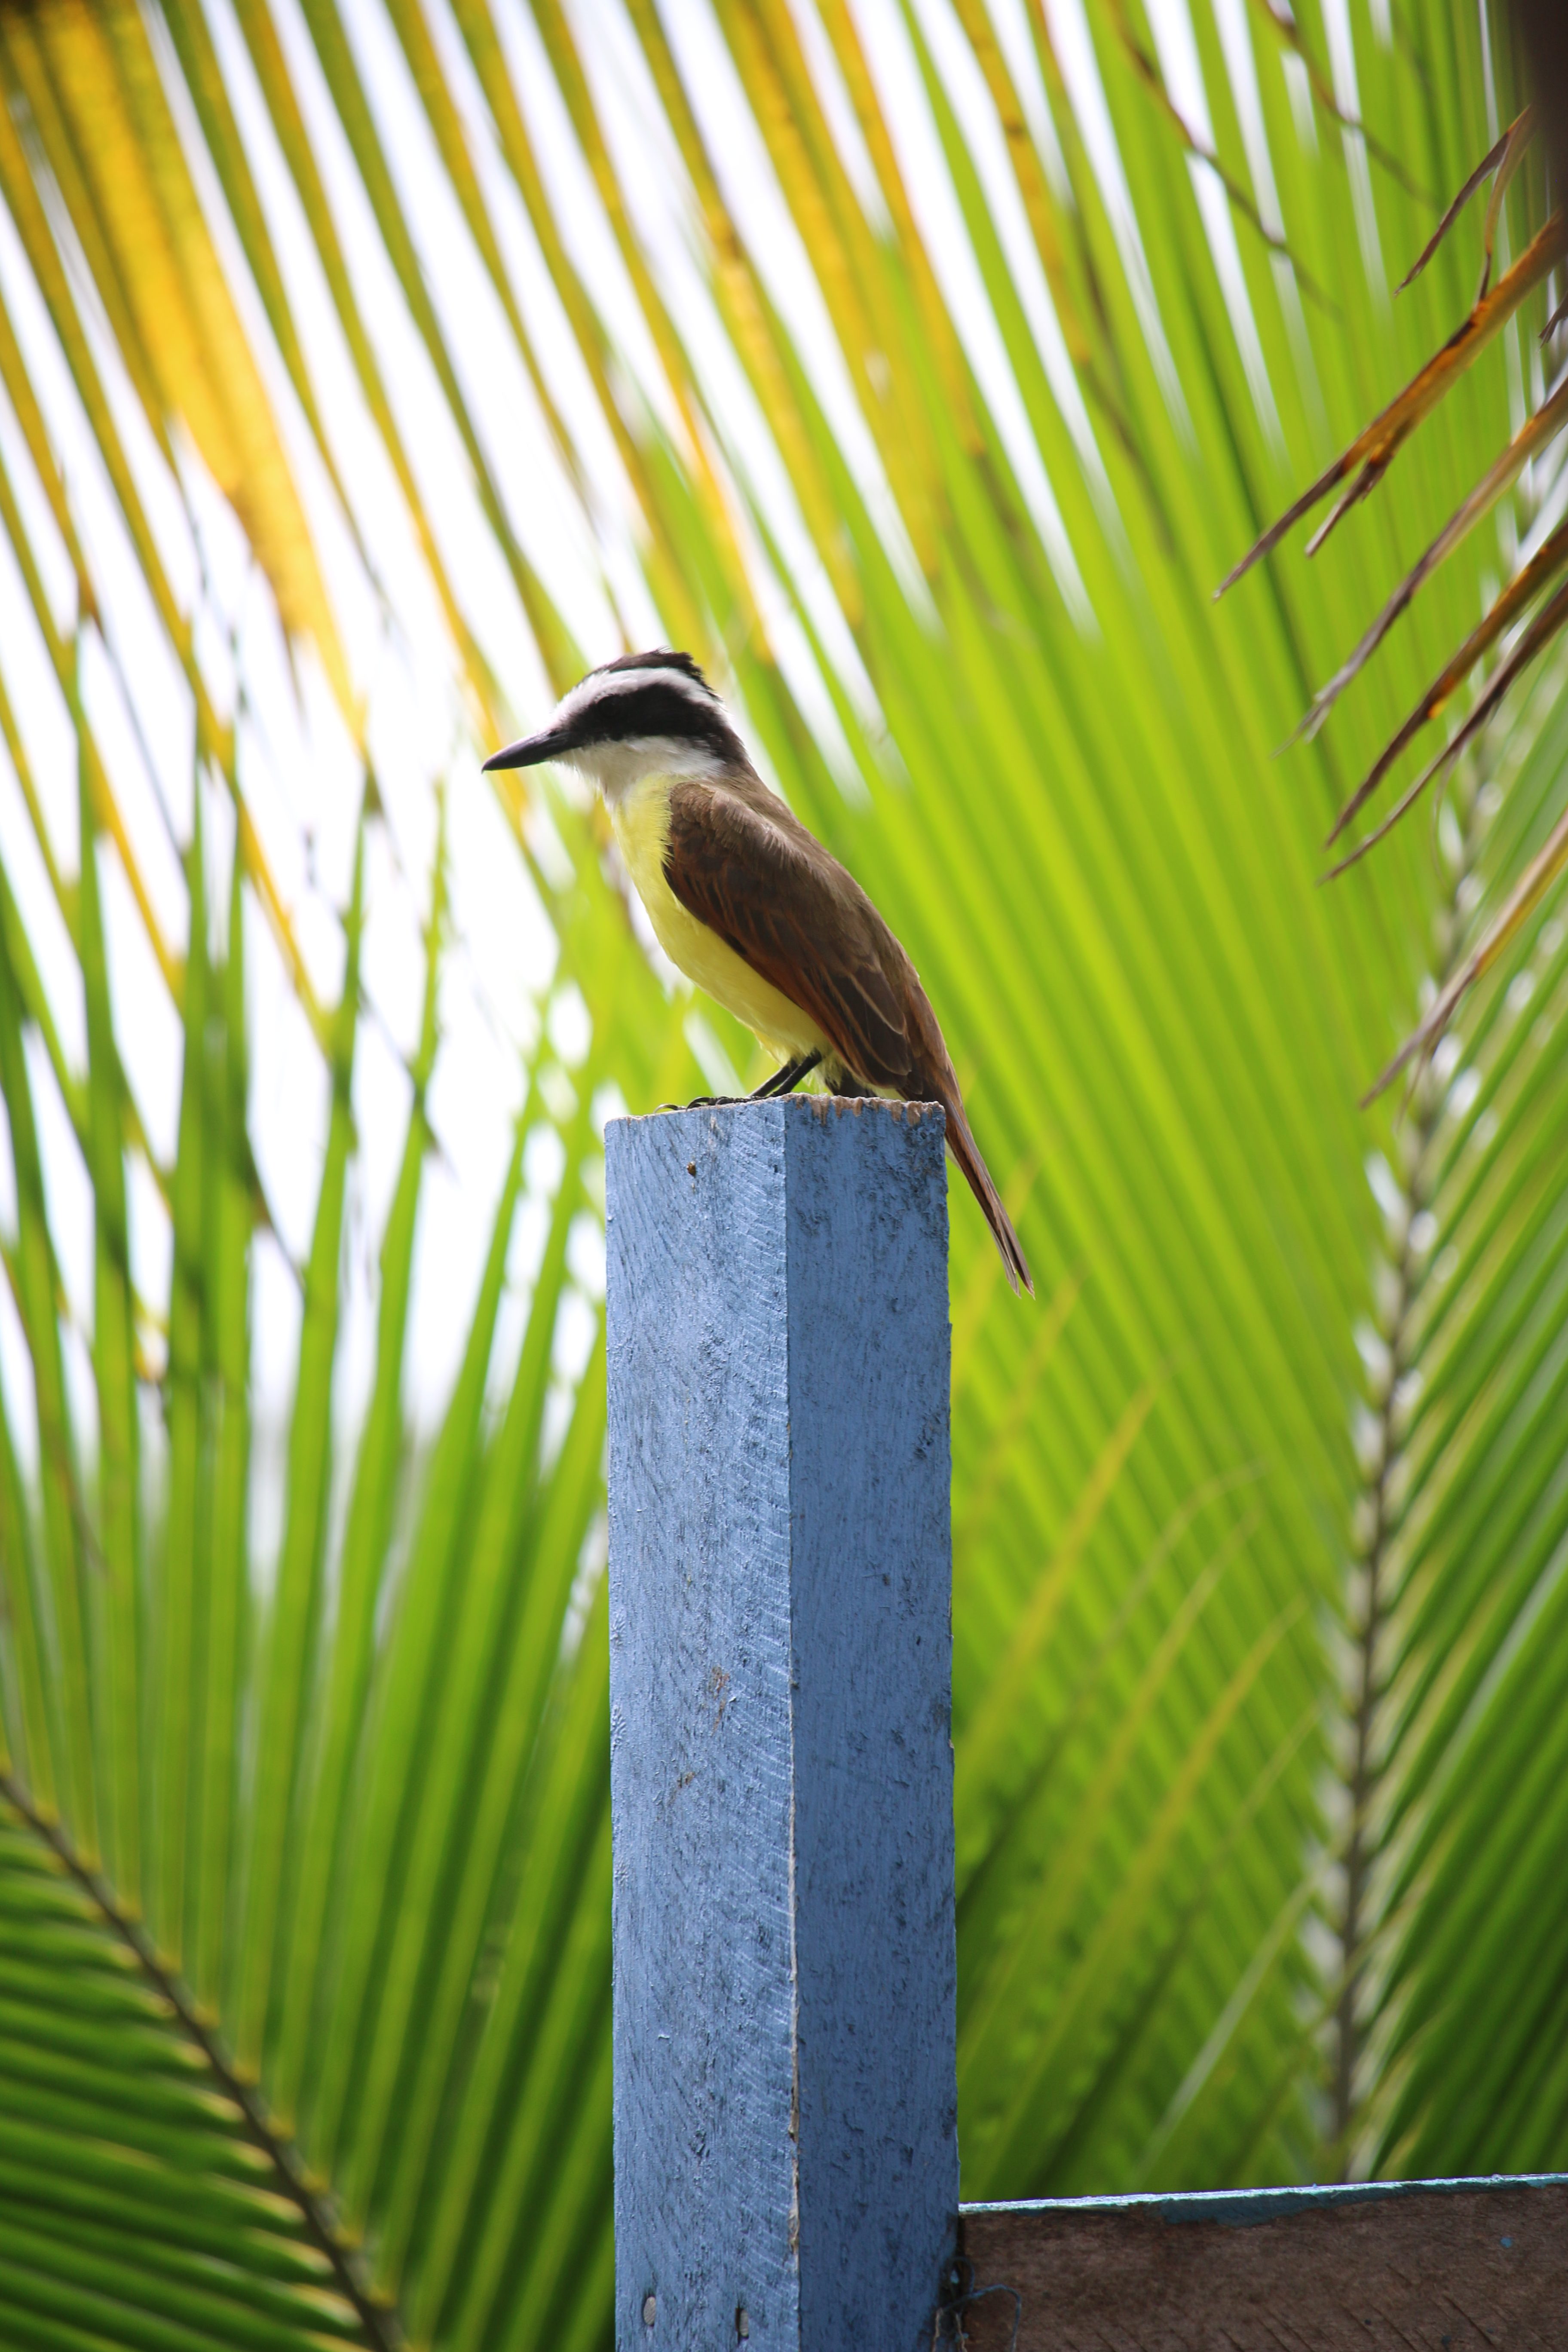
[1218,74,1568,1093]
[1218,206,1563,599]
[1399,107,1536,304]
[1327,519,1568,848]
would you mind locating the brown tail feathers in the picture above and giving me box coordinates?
[934,1084,1032,1297]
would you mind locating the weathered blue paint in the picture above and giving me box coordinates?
[606,1096,958,2352]
[962,2172,1568,2230]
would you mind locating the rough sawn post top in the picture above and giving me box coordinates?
[606,1096,959,2352]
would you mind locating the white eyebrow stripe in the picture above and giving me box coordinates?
[554,666,720,725]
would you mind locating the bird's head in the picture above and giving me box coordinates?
[482,649,745,802]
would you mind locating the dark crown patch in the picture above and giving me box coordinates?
[593,647,712,694]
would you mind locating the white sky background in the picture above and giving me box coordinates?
[0,0,1334,1572]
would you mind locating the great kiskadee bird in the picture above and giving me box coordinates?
[484,649,1032,1294]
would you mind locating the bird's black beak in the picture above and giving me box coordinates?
[482,723,576,772]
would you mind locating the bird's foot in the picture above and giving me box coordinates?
[750,1050,822,1100]
[655,1054,822,1112]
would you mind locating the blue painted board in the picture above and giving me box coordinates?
[606,1097,958,2352]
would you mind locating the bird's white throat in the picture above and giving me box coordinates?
[564,735,730,807]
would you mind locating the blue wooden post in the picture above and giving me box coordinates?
[606,1096,958,2352]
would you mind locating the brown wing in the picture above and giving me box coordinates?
[663,775,1034,1295]
[663,777,922,1089]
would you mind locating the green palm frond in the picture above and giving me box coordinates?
[0,1807,368,2352]
[1332,691,1568,2176]
[0,0,1566,2342]
[0,781,637,2341]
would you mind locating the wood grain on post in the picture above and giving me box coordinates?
[957,2178,1568,2349]
[606,1096,959,2352]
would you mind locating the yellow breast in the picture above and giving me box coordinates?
[610,774,827,1063]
